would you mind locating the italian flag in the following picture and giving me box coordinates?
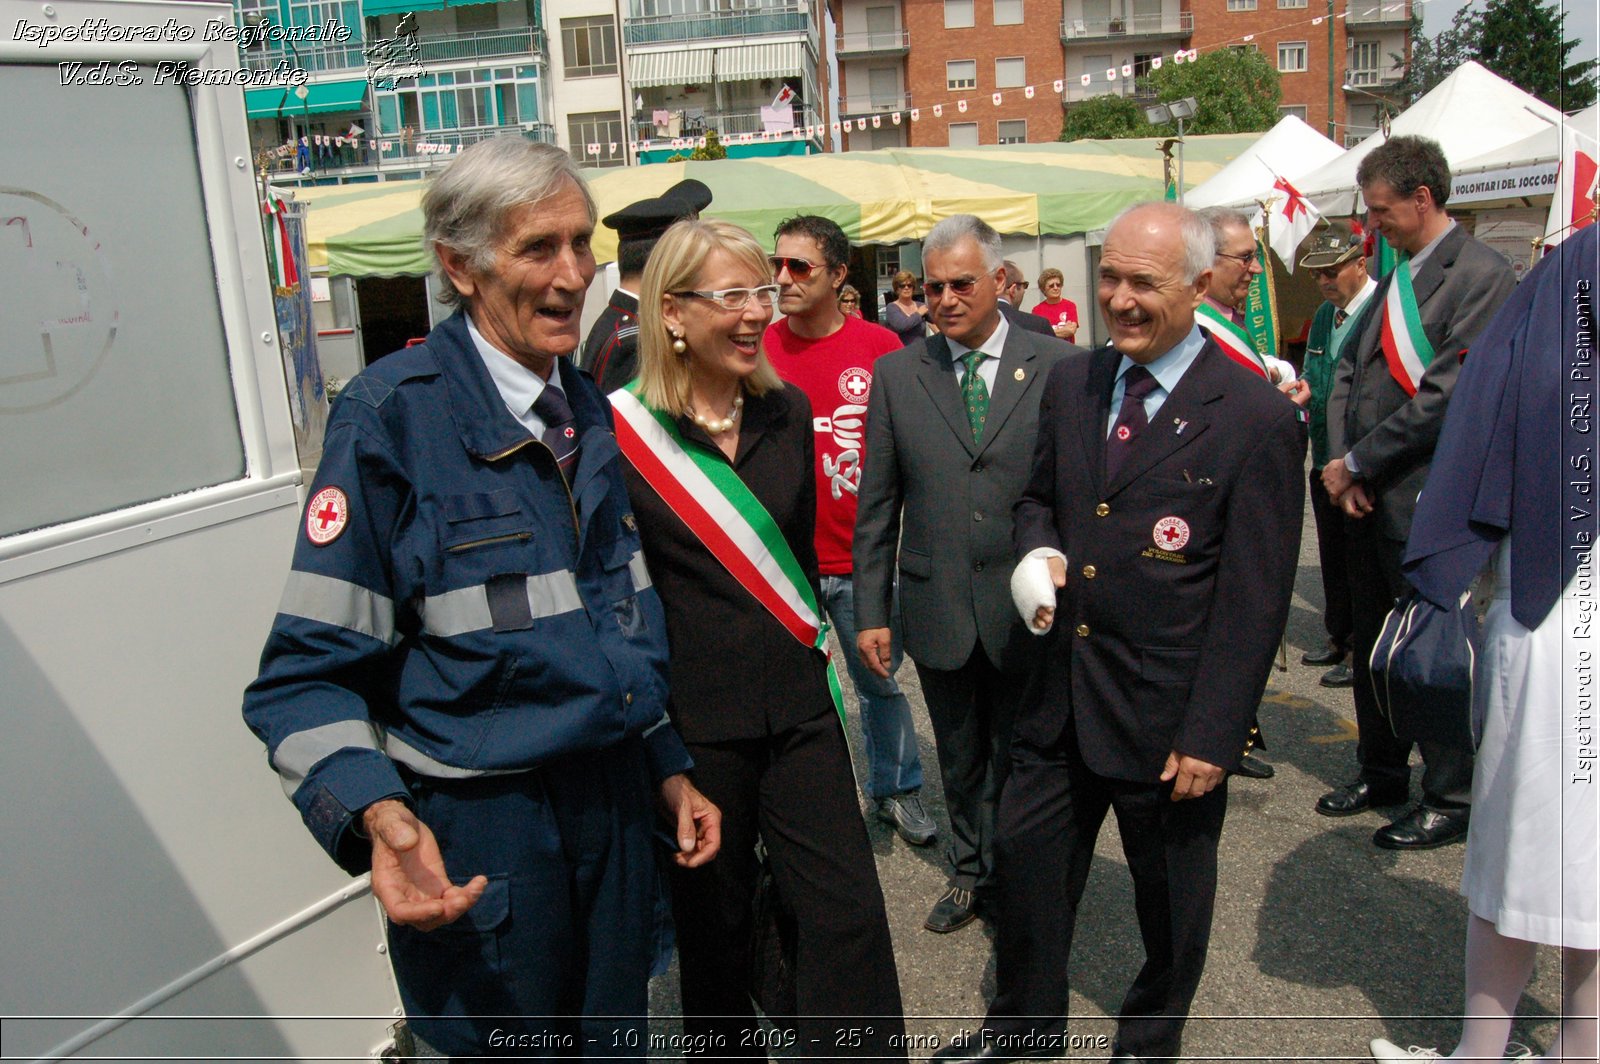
[612,388,845,723]
[1195,303,1269,379]
[262,189,298,291]
[1379,261,1434,397]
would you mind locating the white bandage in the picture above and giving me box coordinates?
[1011,548,1064,635]
[1266,356,1297,385]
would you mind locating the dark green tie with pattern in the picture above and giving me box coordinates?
[962,350,990,444]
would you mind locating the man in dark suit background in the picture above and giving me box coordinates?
[1000,260,1055,337]
[1318,135,1516,850]
[855,216,1074,934]
[934,201,1304,1064]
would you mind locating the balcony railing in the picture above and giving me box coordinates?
[1345,0,1409,24]
[1060,11,1192,41]
[840,92,911,114]
[1061,77,1158,103]
[260,123,557,184]
[240,26,546,74]
[835,28,910,57]
[635,106,823,142]
[624,6,809,45]
[1345,66,1403,87]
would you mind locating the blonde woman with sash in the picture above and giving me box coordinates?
[611,218,906,1059]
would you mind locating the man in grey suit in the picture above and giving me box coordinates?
[1319,135,1516,849]
[855,215,1075,932]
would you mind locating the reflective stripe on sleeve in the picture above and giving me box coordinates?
[420,570,585,637]
[642,713,672,738]
[627,550,653,593]
[278,571,399,646]
[274,720,385,797]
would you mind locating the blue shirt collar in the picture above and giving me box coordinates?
[1115,324,1206,393]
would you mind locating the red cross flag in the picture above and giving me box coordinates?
[1545,124,1600,251]
[770,83,796,109]
[1265,175,1320,272]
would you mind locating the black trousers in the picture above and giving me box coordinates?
[914,646,1027,893]
[985,731,1228,1061]
[669,710,906,1061]
[1345,518,1474,810]
[1308,465,1353,650]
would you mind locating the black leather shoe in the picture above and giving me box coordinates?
[1320,662,1354,687]
[924,885,979,933]
[1373,806,1469,850]
[1301,643,1347,666]
[1233,752,1275,779]
[1315,780,1407,817]
[930,1038,1060,1064]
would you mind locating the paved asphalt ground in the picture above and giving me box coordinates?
[645,485,1567,1062]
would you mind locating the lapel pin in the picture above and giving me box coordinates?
[1175,418,1189,435]
[1014,368,1025,381]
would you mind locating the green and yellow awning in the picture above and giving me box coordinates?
[292,134,1259,276]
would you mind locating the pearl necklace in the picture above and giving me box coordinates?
[692,394,744,435]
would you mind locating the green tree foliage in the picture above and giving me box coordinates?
[1059,48,1283,141]
[1393,0,1595,111]
[1145,49,1283,133]
[1058,93,1148,140]
[667,128,729,163]
[1472,0,1596,111]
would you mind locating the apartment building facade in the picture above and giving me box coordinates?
[830,0,1406,148]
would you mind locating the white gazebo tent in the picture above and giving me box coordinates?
[1447,102,1600,208]
[1184,114,1346,209]
[1295,61,1564,216]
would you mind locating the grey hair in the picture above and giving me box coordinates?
[1105,201,1216,284]
[924,214,1004,271]
[1195,206,1254,254]
[423,138,596,307]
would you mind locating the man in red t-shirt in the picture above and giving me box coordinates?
[765,215,936,848]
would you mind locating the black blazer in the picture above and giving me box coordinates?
[1013,340,1305,780]
[622,383,832,743]
[1001,301,1055,336]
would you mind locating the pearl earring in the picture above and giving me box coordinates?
[671,332,687,355]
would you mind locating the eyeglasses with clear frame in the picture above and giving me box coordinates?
[924,277,979,298]
[671,285,782,311]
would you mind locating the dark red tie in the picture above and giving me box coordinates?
[532,386,579,482]
[1106,365,1159,479]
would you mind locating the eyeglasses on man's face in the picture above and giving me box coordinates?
[768,255,828,281]
[924,277,979,298]
[672,285,782,311]
[1215,250,1258,268]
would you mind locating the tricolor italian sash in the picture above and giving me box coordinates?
[612,388,845,724]
[1378,259,1435,397]
[1195,303,1269,378]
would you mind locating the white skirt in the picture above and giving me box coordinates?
[1461,543,1599,949]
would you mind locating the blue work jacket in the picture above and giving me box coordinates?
[244,312,688,874]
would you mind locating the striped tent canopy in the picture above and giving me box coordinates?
[293,133,1259,276]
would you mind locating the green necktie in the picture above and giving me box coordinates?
[962,350,990,444]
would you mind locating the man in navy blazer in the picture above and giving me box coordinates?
[934,202,1304,1064]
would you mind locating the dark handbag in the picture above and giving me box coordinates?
[748,844,799,1034]
[1369,589,1479,749]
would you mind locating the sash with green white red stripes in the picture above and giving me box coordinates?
[1378,256,1435,397]
[1195,303,1269,379]
[611,387,846,725]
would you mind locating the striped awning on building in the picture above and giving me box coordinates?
[715,40,804,82]
[629,48,716,87]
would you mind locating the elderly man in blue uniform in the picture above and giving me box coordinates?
[1319,135,1516,849]
[580,179,712,394]
[243,139,720,1059]
[933,201,1304,1064]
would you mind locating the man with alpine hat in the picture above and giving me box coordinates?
[581,178,712,393]
[1297,222,1375,690]
[1318,134,1516,849]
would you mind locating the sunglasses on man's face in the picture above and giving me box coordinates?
[769,255,827,281]
[924,277,979,298]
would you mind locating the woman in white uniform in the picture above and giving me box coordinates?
[1368,224,1598,1063]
